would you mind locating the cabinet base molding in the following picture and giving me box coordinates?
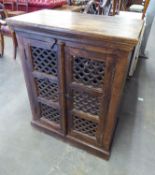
[31,120,110,160]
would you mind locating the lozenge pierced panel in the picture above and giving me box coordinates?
[73,115,97,137]
[40,103,60,124]
[73,90,99,116]
[73,56,105,88]
[35,78,59,102]
[31,46,58,76]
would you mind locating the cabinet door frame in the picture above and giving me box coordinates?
[65,46,116,146]
[20,36,66,133]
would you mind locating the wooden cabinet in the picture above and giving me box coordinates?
[7,10,143,159]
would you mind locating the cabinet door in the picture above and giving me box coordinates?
[65,47,115,146]
[21,36,66,134]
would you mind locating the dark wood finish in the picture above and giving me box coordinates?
[7,10,143,159]
[0,3,17,59]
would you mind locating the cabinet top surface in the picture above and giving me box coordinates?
[7,10,143,45]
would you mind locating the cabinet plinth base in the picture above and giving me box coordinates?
[31,120,110,160]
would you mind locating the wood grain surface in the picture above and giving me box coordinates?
[7,10,143,45]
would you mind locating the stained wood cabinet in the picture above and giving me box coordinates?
[7,10,143,159]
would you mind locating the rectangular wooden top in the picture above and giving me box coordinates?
[7,9,144,45]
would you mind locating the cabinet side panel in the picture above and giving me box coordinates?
[103,51,130,150]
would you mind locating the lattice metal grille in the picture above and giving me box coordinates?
[73,115,97,137]
[73,90,99,115]
[32,46,58,76]
[35,78,59,102]
[73,56,105,88]
[40,103,60,124]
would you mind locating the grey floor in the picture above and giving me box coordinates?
[0,22,155,175]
